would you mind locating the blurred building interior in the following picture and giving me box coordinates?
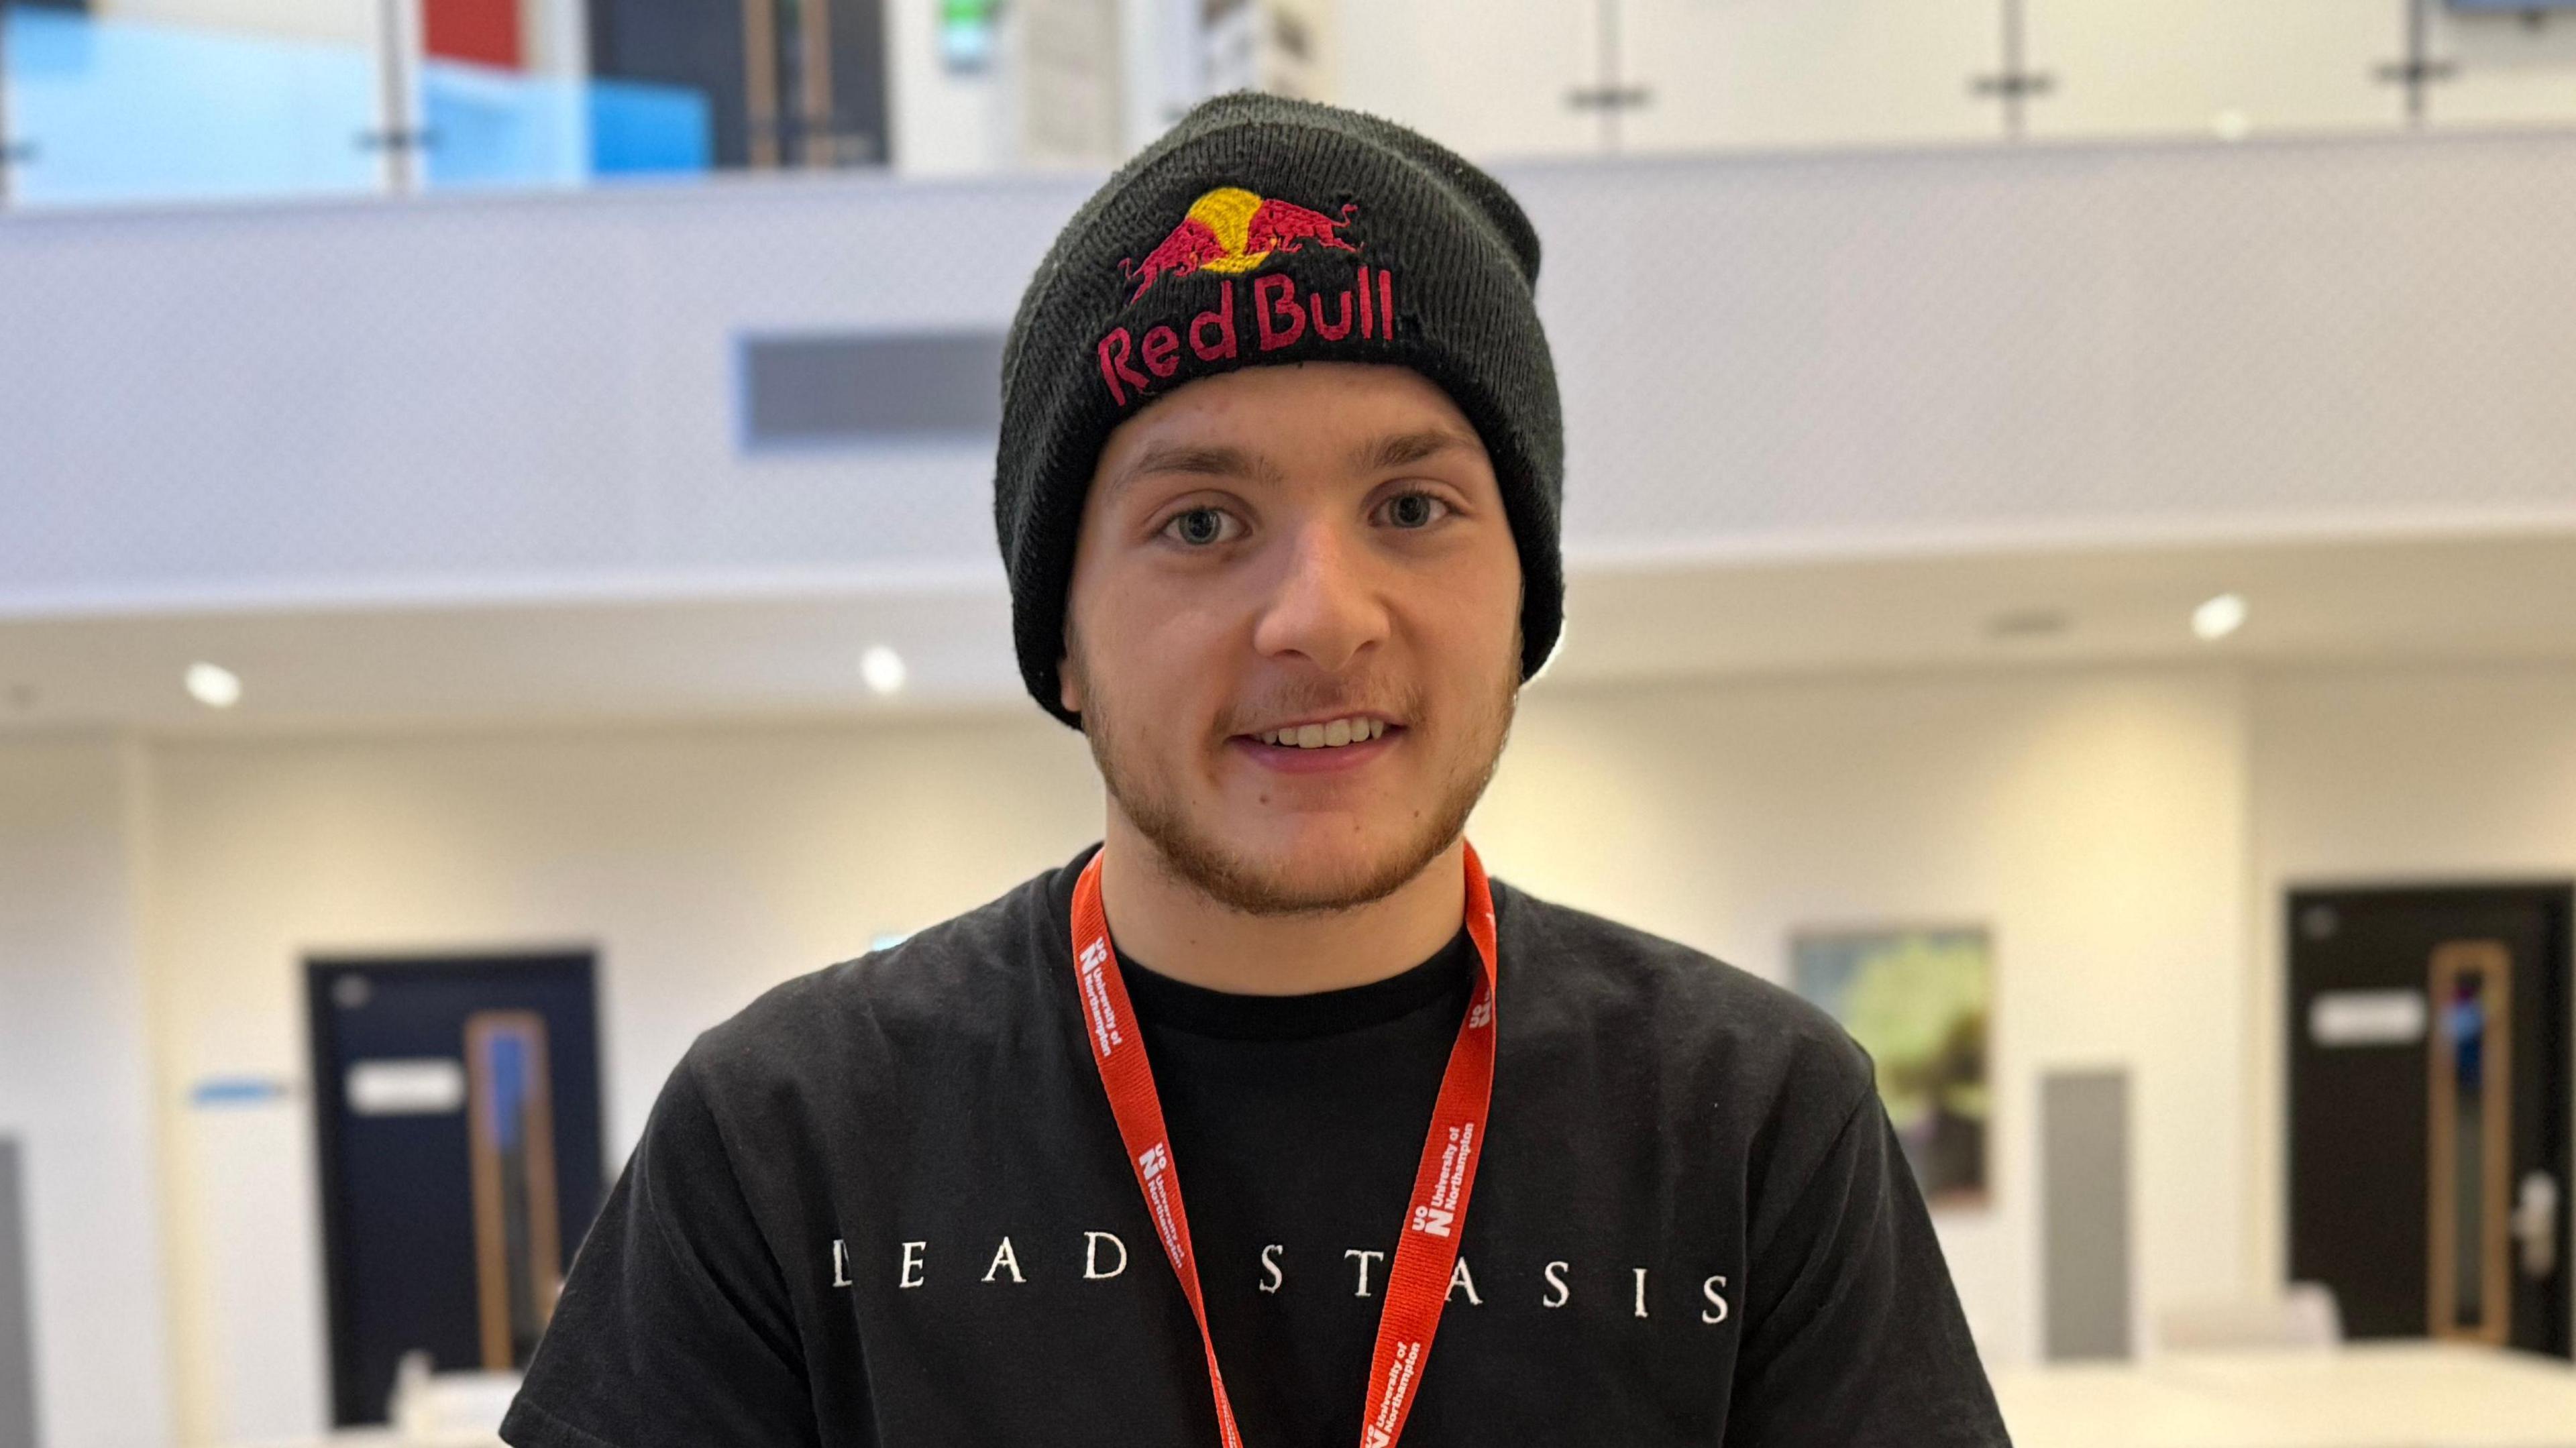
[7,1,2576,1445]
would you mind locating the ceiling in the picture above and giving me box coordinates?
[7,528,2576,738]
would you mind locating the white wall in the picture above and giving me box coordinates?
[0,738,175,1448]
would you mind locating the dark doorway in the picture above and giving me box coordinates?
[309,952,605,1425]
[2287,884,2571,1357]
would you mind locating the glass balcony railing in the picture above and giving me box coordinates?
[0,2,724,209]
[0,6,383,207]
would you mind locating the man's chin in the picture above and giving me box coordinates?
[1158,820,1446,917]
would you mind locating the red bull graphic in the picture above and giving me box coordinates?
[1095,186,1393,410]
[1119,186,1359,305]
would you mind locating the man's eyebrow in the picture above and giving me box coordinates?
[1349,427,1482,476]
[1107,441,1279,506]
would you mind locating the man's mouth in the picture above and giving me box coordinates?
[1246,716,1391,750]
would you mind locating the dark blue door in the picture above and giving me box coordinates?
[308,952,604,1426]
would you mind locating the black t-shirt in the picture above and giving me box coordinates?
[500,842,2010,1447]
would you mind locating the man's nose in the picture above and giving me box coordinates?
[1249,517,1390,675]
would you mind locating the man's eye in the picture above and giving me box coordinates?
[1163,506,1236,546]
[1382,492,1451,529]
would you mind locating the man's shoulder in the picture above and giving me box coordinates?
[1493,877,1876,1114]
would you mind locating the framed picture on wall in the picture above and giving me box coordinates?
[1790,924,1992,1211]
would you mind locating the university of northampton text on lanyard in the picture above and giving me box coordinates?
[1069,842,1501,1448]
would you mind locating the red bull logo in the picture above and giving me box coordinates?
[1120,186,1358,304]
[1095,186,1397,410]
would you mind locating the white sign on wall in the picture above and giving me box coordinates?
[346,1058,468,1116]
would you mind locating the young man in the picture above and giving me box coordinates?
[501,95,2008,1447]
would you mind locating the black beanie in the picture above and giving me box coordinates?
[993,91,1564,730]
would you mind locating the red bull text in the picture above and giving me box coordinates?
[1094,266,1398,409]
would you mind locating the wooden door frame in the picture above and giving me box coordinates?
[2427,940,2514,1344]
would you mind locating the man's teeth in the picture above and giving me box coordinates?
[1256,718,1389,748]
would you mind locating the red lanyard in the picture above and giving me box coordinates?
[1069,842,1501,1448]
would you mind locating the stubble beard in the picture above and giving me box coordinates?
[1073,631,1522,918]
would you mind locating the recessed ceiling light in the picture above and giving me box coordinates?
[2192,592,2248,642]
[185,661,243,709]
[860,645,908,696]
[2211,109,2251,142]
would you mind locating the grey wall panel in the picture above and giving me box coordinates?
[2043,1068,2133,1361]
[0,1137,36,1448]
[739,331,1005,445]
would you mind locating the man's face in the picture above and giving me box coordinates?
[1060,361,1525,916]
